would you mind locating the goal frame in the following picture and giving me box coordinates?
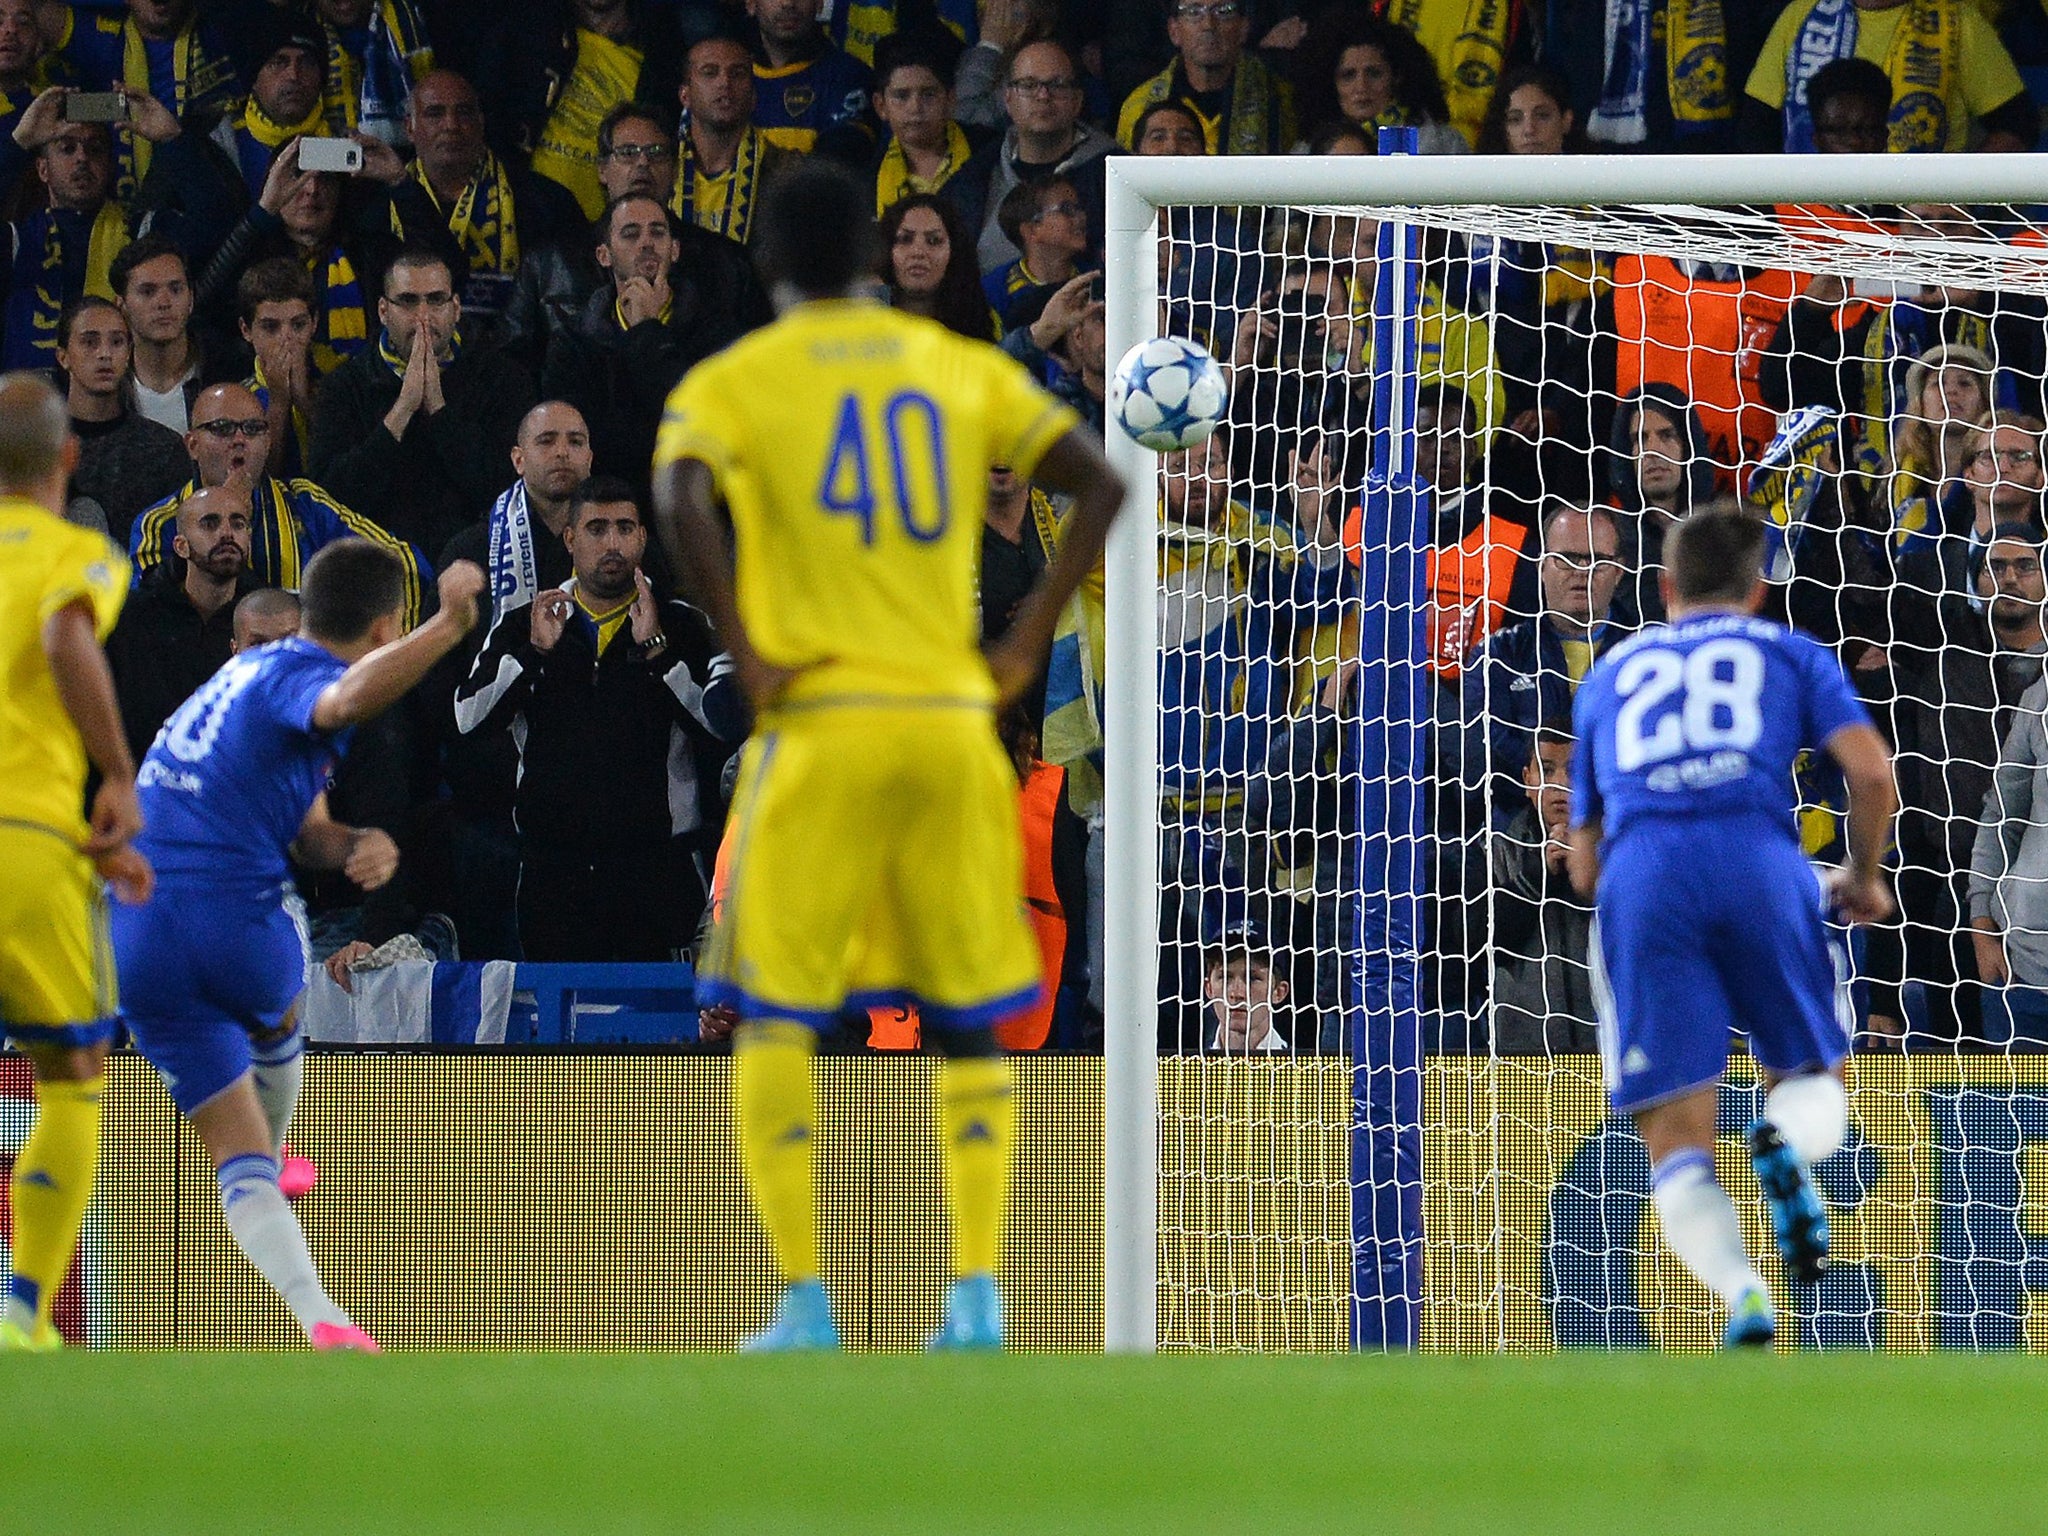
[1100,148,2048,1354]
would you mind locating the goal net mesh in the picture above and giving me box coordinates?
[1147,192,2048,1353]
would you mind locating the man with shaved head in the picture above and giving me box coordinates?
[360,68,583,327]
[436,399,593,620]
[128,382,429,626]
[105,483,256,763]
[233,586,301,651]
[0,371,150,1351]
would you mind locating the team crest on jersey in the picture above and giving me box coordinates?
[783,83,815,119]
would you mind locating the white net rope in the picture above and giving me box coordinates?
[1149,196,2048,1353]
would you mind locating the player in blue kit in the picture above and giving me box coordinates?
[1567,508,1898,1349]
[113,541,484,1351]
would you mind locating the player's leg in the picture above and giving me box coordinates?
[924,1024,1015,1351]
[3,1042,108,1352]
[1735,860,1855,1284]
[709,723,879,1352]
[1634,1088,1774,1348]
[1594,833,1773,1347]
[1,839,116,1351]
[886,714,1039,1351]
[732,1018,836,1351]
[186,1072,374,1351]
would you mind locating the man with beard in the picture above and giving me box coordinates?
[675,33,797,247]
[104,483,257,763]
[454,476,742,961]
[56,296,189,546]
[540,193,757,491]
[130,381,429,625]
[310,245,535,557]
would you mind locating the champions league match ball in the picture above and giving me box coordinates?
[1109,336,1228,452]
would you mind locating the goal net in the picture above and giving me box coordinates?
[1101,147,2048,1353]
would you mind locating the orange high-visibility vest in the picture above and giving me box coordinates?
[1339,504,1530,681]
[859,760,1067,1052]
[1611,252,1798,483]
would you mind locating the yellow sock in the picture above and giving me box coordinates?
[5,1074,104,1332]
[938,1057,1014,1278]
[734,1022,819,1282]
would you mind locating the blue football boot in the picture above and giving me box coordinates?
[740,1279,841,1353]
[1747,1117,1830,1284]
[1722,1286,1776,1350]
[926,1274,1004,1352]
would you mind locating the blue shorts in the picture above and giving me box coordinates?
[1591,819,1852,1115]
[112,881,310,1116]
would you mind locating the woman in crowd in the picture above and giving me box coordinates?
[1466,63,1602,445]
[876,192,997,342]
[1890,343,1996,551]
[1292,13,1466,157]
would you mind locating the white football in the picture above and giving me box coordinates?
[1110,335,1228,452]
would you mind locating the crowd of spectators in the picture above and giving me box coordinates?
[15,0,2048,1056]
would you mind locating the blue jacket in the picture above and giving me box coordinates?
[1462,612,1629,820]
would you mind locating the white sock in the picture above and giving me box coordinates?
[1652,1149,1767,1305]
[250,1029,305,1159]
[1765,1072,1847,1167]
[217,1154,349,1336]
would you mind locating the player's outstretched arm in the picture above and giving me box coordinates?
[1827,721,1898,925]
[986,426,1128,708]
[311,562,486,734]
[44,597,143,856]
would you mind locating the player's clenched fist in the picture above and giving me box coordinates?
[436,560,486,635]
[343,828,401,891]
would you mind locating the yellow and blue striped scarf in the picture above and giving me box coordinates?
[321,0,434,137]
[672,121,769,244]
[394,153,520,276]
[311,247,368,374]
[874,120,971,214]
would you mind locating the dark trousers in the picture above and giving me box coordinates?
[515,837,704,963]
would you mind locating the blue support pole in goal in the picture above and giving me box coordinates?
[1348,125,1428,1349]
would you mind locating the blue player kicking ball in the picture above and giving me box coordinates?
[1567,507,1897,1351]
[113,541,486,1351]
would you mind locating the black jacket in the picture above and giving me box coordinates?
[539,264,761,491]
[451,581,744,853]
[498,215,768,380]
[308,342,537,557]
[103,562,252,765]
[472,1,687,164]
[70,407,192,552]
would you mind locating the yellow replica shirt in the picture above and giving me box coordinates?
[1747,0,2024,150]
[654,300,1077,706]
[530,28,645,221]
[0,498,127,837]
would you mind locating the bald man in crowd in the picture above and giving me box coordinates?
[105,483,258,764]
[127,383,430,627]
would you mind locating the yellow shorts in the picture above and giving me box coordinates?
[699,704,1041,1031]
[0,822,116,1046]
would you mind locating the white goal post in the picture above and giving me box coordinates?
[1101,151,2048,1355]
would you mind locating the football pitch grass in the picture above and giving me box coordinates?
[1,1352,2041,1532]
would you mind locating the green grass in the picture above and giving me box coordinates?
[1,1352,2040,1533]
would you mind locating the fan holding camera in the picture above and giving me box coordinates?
[2,84,179,371]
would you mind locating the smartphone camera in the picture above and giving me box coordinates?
[296,137,364,174]
[63,92,127,124]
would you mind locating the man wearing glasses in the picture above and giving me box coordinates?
[130,380,430,626]
[502,101,768,377]
[1463,502,1634,822]
[309,246,536,559]
[1116,1,1294,158]
[953,39,1112,274]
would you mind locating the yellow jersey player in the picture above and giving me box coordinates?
[652,160,1126,1352]
[0,373,152,1352]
